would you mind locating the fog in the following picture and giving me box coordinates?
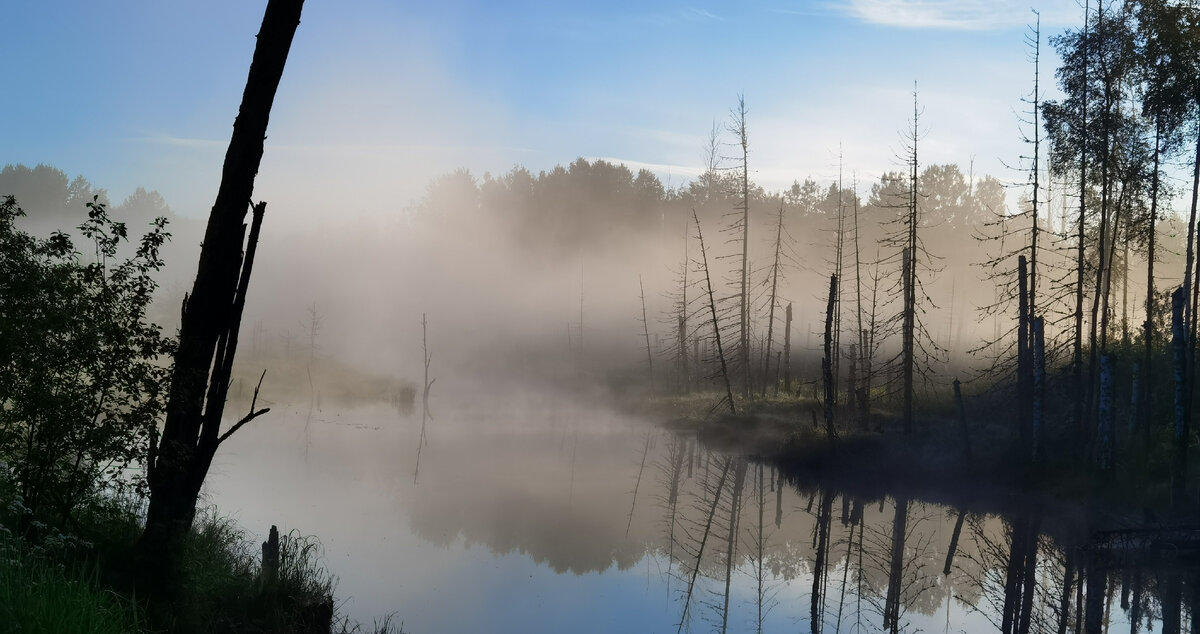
[8,1,1200,631]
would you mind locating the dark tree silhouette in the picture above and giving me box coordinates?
[136,0,305,591]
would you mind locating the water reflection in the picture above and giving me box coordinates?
[203,386,1200,633]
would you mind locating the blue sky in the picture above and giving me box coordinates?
[3,0,1084,219]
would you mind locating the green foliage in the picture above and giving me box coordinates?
[0,195,173,527]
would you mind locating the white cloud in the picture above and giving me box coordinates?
[836,0,1080,30]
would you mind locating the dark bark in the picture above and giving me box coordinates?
[1096,354,1113,472]
[810,490,834,634]
[693,210,736,415]
[1084,561,1105,634]
[136,0,303,591]
[1058,548,1075,634]
[783,302,793,393]
[882,496,909,634]
[943,508,966,576]
[1032,317,1046,461]
[1142,119,1161,447]
[1019,255,1032,449]
[823,275,839,442]
[1173,285,1189,500]
[1074,0,1090,443]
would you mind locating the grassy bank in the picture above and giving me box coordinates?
[0,494,402,634]
[635,387,1193,522]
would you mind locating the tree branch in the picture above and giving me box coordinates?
[218,369,269,445]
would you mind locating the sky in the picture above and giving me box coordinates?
[2,0,1088,220]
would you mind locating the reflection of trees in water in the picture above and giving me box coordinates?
[673,451,733,633]
[958,513,1047,634]
[857,497,940,633]
[946,513,1200,634]
[399,415,1200,633]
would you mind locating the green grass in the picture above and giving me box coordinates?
[0,530,142,634]
[0,495,402,634]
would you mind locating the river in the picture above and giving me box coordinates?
[204,377,1184,633]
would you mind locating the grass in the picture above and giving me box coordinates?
[0,496,402,634]
[0,527,142,634]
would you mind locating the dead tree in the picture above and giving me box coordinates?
[783,302,793,393]
[823,275,839,439]
[724,96,752,398]
[1173,285,1188,499]
[761,204,786,396]
[137,0,304,590]
[694,210,737,415]
[414,313,435,483]
[638,275,654,395]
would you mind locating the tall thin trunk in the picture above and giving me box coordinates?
[1029,10,1041,363]
[810,490,834,634]
[732,97,751,398]
[679,218,690,394]
[1086,0,1112,441]
[1173,285,1189,499]
[783,302,793,393]
[677,456,732,634]
[883,496,909,633]
[1084,563,1106,634]
[1143,118,1161,439]
[1059,548,1075,634]
[1074,0,1090,441]
[721,459,747,634]
[833,153,846,407]
[138,0,302,591]
[902,88,919,435]
[1033,317,1046,461]
[763,204,784,396]
[1019,255,1032,449]
[639,275,654,395]
[694,210,736,415]
[824,275,838,437]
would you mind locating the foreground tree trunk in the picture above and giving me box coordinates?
[136,0,304,590]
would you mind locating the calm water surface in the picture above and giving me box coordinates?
[205,379,1186,633]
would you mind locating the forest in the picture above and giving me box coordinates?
[4,0,1200,632]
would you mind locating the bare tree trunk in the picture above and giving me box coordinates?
[720,459,747,634]
[1033,317,1046,461]
[694,210,736,415]
[1173,285,1189,499]
[763,205,784,396]
[1097,354,1113,472]
[1059,548,1076,634]
[883,496,909,633]
[137,0,303,591]
[639,275,654,396]
[810,490,834,634]
[730,97,752,398]
[1143,118,1162,443]
[823,275,839,441]
[1074,0,1090,442]
[943,509,966,576]
[1019,255,1032,449]
[783,302,793,393]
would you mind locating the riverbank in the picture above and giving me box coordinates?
[0,492,402,634]
[633,390,1196,537]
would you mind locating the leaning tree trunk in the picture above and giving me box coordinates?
[136,0,304,591]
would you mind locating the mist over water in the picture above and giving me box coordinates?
[205,378,1162,633]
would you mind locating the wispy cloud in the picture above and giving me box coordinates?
[682,6,723,22]
[129,135,225,149]
[836,0,1078,30]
